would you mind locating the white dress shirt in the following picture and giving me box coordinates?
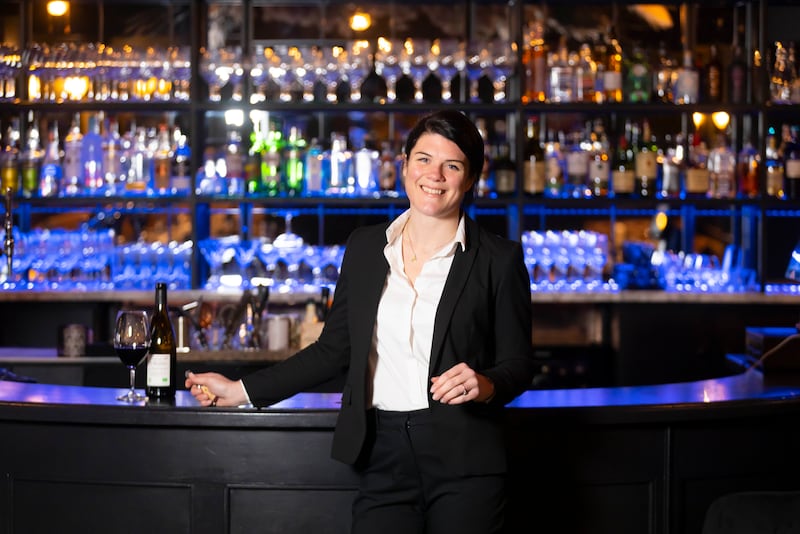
[368,210,466,411]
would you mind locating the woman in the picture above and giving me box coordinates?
[186,110,535,533]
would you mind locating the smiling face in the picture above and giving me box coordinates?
[402,132,476,221]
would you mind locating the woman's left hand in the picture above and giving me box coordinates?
[431,362,495,404]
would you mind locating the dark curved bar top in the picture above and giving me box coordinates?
[2,371,800,534]
[0,368,799,414]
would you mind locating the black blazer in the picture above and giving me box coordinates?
[242,215,535,475]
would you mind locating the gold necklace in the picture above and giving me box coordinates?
[403,222,417,262]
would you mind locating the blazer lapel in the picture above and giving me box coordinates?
[429,217,479,372]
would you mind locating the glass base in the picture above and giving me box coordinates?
[117,389,147,402]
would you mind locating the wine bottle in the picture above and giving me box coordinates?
[765,129,785,198]
[493,141,516,196]
[147,282,177,399]
[522,117,545,196]
[634,120,658,198]
[785,125,800,200]
[703,44,723,104]
[611,120,635,198]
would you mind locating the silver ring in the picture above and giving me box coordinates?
[462,385,468,396]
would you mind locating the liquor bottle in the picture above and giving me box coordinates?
[261,126,283,197]
[196,146,223,195]
[102,118,123,195]
[764,129,785,198]
[171,128,191,195]
[727,45,748,104]
[20,114,42,198]
[126,127,152,195]
[708,134,736,198]
[476,146,494,198]
[659,133,684,199]
[304,137,324,196]
[283,125,306,197]
[39,121,62,198]
[575,43,596,103]
[544,129,565,198]
[673,49,699,104]
[587,121,610,197]
[634,120,658,197]
[565,129,589,198]
[625,44,652,103]
[522,117,545,196]
[81,113,104,195]
[246,114,265,196]
[703,44,723,104]
[549,36,574,103]
[752,48,769,104]
[736,141,760,198]
[378,141,398,195]
[788,43,800,104]
[325,132,350,196]
[493,141,516,196]
[224,129,245,196]
[522,19,547,104]
[603,27,624,103]
[653,42,676,103]
[685,133,710,198]
[785,125,800,200]
[61,114,82,197]
[770,42,794,104]
[147,282,177,400]
[0,119,20,197]
[592,36,608,103]
[153,124,173,195]
[353,136,379,197]
[611,122,635,197]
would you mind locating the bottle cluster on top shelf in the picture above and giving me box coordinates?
[521,18,772,106]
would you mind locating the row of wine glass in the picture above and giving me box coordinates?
[0,37,515,104]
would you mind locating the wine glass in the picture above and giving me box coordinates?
[114,310,150,402]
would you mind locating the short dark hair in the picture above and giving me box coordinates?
[403,110,485,184]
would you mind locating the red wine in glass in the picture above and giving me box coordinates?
[114,310,150,402]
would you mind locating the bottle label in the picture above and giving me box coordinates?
[604,71,622,91]
[566,151,589,176]
[524,159,545,194]
[495,169,516,193]
[612,169,635,193]
[786,159,800,179]
[767,167,784,197]
[306,155,323,193]
[147,352,172,387]
[635,151,658,179]
[686,168,710,193]
[661,163,681,194]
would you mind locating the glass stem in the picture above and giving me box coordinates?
[129,367,136,393]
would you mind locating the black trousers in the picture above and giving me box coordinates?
[351,408,505,534]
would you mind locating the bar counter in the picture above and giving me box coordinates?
[2,368,800,533]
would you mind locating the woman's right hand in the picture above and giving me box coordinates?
[185,371,248,407]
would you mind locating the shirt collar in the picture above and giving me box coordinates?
[385,209,466,255]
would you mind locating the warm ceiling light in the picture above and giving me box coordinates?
[47,0,69,17]
[692,112,705,130]
[349,11,371,32]
[711,111,730,131]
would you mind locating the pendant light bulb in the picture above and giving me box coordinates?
[47,0,69,17]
